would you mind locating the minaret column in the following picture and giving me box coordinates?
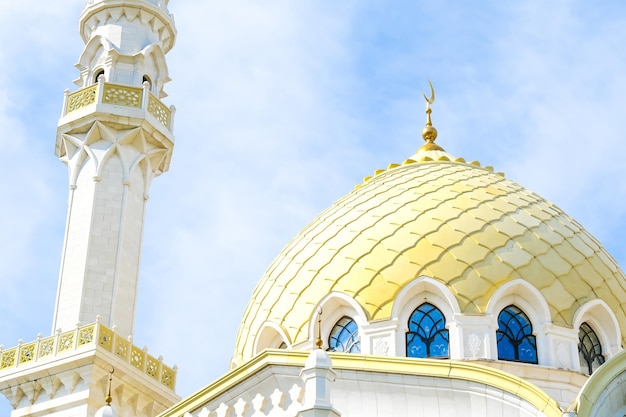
[52,0,177,337]
[0,2,179,416]
[53,119,161,336]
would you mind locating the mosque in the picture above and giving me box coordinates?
[1,0,626,416]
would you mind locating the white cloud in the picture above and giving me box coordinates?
[2,1,626,413]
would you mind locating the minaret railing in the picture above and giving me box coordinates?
[0,319,176,390]
[62,81,174,131]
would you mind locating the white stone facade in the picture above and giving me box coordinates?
[251,277,623,409]
[167,350,565,417]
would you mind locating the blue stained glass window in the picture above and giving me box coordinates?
[496,305,537,364]
[578,322,605,375]
[328,316,361,353]
[406,303,449,358]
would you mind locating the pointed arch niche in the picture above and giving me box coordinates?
[141,44,171,98]
[307,292,367,353]
[573,299,622,372]
[391,276,460,358]
[76,35,114,88]
[253,321,291,355]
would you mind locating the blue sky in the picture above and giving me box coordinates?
[2,0,626,413]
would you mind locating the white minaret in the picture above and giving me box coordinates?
[0,1,180,416]
[53,0,176,338]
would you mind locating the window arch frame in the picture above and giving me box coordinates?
[406,302,450,359]
[310,292,367,353]
[496,304,538,364]
[486,279,549,364]
[572,299,621,363]
[392,276,459,358]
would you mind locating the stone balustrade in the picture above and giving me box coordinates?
[0,319,177,390]
[62,78,175,131]
[183,385,305,417]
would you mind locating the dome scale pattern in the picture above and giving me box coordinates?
[234,159,626,365]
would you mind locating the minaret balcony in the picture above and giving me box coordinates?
[0,319,177,391]
[59,79,176,146]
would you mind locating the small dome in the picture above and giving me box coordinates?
[304,349,333,370]
[95,405,118,417]
[233,150,626,365]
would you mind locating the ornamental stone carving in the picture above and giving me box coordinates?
[467,333,482,357]
[373,336,390,356]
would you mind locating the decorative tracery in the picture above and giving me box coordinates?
[406,302,449,358]
[328,316,361,353]
[578,322,605,375]
[496,305,537,363]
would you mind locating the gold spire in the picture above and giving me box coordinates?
[105,367,114,405]
[315,307,323,349]
[419,80,445,152]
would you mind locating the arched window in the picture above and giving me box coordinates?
[406,302,449,358]
[579,322,605,375]
[496,305,537,363]
[328,316,360,353]
[94,69,105,83]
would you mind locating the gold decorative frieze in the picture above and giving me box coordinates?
[0,321,177,390]
[161,364,176,388]
[67,85,97,113]
[130,346,146,371]
[146,354,159,379]
[58,331,75,353]
[148,93,171,128]
[98,324,114,350]
[18,342,36,364]
[102,84,142,107]
[78,324,95,346]
[114,337,130,360]
[0,349,16,369]
[38,336,55,358]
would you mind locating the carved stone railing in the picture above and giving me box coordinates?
[188,385,304,417]
[66,84,97,112]
[0,319,177,390]
[62,79,175,131]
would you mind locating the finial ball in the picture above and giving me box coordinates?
[422,125,438,142]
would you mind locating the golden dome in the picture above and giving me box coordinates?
[233,151,626,365]
[233,86,626,367]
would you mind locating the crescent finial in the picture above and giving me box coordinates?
[423,79,435,108]
[420,79,438,145]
